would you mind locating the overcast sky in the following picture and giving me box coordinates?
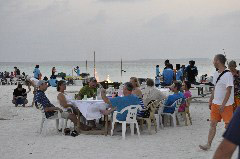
[0,0,239,62]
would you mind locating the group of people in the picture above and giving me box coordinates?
[8,54,240,158]
[155,59,198,87]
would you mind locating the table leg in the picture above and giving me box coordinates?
[104,115,108,136]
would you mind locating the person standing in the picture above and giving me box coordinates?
[228,60,240,111]
[74,66,80,76]
[176,64,183,81]
[199,54,234,150]
[162,64,175,86]
[156,65,160,77]
[185,60,198,84]
[33,65,41,80]
[213,107,240,159]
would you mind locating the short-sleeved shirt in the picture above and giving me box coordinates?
[109,94,141,121]
[33,68,40,79]
[35,90,55,118]
[156,67,160,77]
[77,69,80,76]
[223,107,240,158]
[78,85,97,99]
[185,65,198,83]
[176,70,183,81]
[178,91,192,112]
[163,92,185,114]
[13,88,27,97]
[212,71,234,106]
[162,68,174,85]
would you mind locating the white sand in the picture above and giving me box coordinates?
[0,85,237,159]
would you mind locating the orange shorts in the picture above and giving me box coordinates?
[210,104,233,124]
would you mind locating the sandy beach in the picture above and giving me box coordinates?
[0,85,238,159]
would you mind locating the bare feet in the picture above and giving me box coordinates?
[199,144,211,151]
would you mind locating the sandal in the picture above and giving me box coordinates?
[64,128,71,135]
[71,130,78,137]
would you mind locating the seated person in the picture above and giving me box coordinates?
[76,77,97,100]
[12,84,28,107]
[142,78,167,107]
[100,82,141,121]
[57,81,91,131]
[130,77,143,98]
[178,81,192,112]
[162,64,175,86]
[163,81,185,114]
[35,80,80,133]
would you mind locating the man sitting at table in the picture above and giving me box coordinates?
[35,80,80,133]
[163,81,185,114]
[100,82,141,121]
[12,84,28,107]
[142,78,167,107]
[76,77,97,100]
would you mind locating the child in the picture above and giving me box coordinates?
[178,81,192,112]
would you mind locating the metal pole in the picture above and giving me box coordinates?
[94,51,96,78]
[86,60,88,73]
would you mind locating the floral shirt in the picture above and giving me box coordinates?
[233,70,240,99]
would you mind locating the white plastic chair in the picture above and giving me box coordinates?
[154,100,164,130]
[36,102,65,134]
[111,105,141,140]
[160,98,183,127]
[6,78,11,85]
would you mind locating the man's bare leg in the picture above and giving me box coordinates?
[199,120,218,150]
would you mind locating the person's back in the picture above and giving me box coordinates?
[163,92,185,113]
[162,68,174,85]
[110,94,140,121]
[33,68,40,79]
[176,69,183,81]
[186,64,198,83]
[143,86,166,106]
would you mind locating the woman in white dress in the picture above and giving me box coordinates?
[57,80,91,131]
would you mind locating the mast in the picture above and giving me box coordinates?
[94,51,96,78]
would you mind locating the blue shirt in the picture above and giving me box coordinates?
[110,94,141,121]
[77,69,80,76]
[156,67,160,77]
[35,90,55,118]
[176,70,183,81]
[223,107,240,158]
[33,68,40,79]
[162,68,174,85]
[163,92,185,114]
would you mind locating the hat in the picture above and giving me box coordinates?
[37,80,47,87]
[89,77,97,82]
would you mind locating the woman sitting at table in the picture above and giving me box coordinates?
[130,77,143,98]
[57,80,91,131]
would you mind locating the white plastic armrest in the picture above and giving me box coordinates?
[57,110,62,119]
[113,111,118,120]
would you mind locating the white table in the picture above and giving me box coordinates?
[71,100,108,120]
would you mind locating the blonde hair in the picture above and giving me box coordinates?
[130,77,140,87]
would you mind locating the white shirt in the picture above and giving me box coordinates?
[142,86,166,106]
[212,71,234,106]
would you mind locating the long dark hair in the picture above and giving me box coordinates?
[57,80,65,92]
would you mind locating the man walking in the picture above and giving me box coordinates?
[199,54,234,150]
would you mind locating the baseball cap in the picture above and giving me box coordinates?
[89,77,97,82]
[37,80,47,87]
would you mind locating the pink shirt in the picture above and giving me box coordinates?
[178,91,192,112]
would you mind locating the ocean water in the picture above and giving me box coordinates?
[0,59,239,82]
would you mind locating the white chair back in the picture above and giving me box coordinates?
[119,105,141,122]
